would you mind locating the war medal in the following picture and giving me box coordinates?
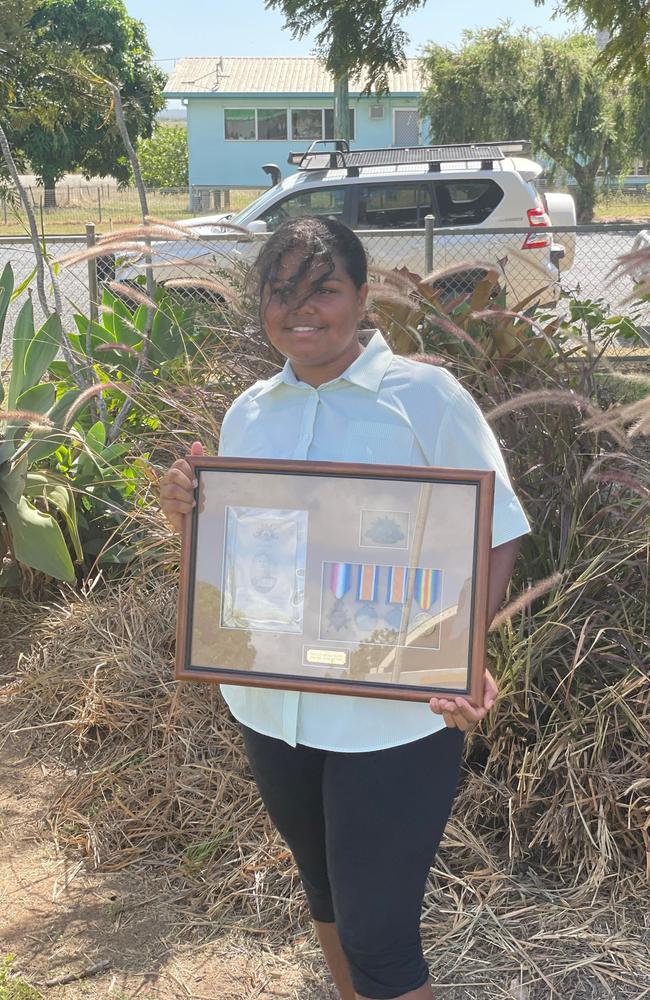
[327,562,352,632]
[354,564,380,631]
[386,566,409,604]
[356,564,379,602]
[384,566,410,633]
[413,568,442,624]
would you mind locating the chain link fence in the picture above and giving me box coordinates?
[0,235,94,363]
[1,222,649,364]
[421,223,650,334]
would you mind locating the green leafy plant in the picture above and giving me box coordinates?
[0,264,84,585]
[1,250,243,583]
[0,956,40,1000]
[134,122,188,189]
[372,265,648,380]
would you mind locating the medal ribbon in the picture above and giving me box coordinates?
[329,562,352,599]
[356,564,379,602]
[386,566,409,604]
[414,568,441,611]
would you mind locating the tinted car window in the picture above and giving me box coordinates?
[434,180,504,226]
[260,187,347,230]
[356,183,434,229]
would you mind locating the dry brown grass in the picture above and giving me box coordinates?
[1,543,648,998]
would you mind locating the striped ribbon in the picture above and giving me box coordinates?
[386,566,409,604]
[413,568,442,611]
[356,564,380,602]
[329,562,352,599]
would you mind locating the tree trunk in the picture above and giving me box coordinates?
[574,176,597,223]
[542,144,598,224]
[41,171,57,209]
[334,75,350,142]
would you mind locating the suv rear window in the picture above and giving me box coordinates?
[356,183,434,229]
[434,180,503,226]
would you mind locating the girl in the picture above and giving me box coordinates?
[160,217,529,1000]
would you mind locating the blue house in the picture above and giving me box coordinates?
[164,57,427,204]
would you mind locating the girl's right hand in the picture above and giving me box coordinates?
[159,440,204,534]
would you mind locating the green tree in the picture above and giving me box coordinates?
[1,0,165,205]
[265,0,428,140]
[0,0,44,143]
[135,123,188,189]
[420,26,648,221]
[535,0,650,83]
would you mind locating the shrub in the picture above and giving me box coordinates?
[134,123,188,189]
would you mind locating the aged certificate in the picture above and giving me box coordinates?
[221,506,308,633]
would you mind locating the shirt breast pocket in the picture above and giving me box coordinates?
[343,420,415,465]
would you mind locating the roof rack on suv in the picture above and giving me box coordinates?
[288,139,532,175]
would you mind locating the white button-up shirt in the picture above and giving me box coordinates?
[217,331,529,751]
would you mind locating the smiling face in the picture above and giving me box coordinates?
[261,250,369,387]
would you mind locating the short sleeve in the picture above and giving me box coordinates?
[217,386,260,457]
[217,403,235,456]
[434,381,530,547]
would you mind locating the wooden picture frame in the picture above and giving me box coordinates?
[176,457,495,707]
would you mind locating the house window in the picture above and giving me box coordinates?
[224,108,288,141]
[224,107,357,141]
[291,109,324,141]
[324,109,355,141]
[224,109,256,141]
[257,108,288,141]
[291,109,355,141]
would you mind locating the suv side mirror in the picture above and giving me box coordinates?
[262,163,282,186]
[247,220,268,235]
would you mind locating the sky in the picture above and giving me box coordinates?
[124,0,581,67]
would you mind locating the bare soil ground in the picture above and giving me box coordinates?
[0,630,329,1000]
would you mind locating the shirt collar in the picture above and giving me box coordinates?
[255,331,393,397]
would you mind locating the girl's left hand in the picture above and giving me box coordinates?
[429,669,499,731]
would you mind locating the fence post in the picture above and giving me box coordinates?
[97,186,102,223]
[86,222,100,324]
[424,214,435,274]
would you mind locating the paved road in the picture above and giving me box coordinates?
[559,231,649,330]
[1,229,648,365]
[0,239,91,363]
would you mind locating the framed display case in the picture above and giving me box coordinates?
[176,457,495,706]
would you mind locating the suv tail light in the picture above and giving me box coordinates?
[522,207,552,249]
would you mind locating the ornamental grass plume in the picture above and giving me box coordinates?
[0,409,54,428]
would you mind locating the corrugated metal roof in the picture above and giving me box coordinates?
[164,57,422,96]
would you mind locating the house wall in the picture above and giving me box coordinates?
[186,95,424,188]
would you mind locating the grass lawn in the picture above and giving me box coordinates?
[0,188,265,236]
[594,196,650,221]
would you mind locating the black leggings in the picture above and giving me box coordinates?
[240,723,465,1000]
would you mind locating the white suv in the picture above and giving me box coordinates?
[117,140,576,306]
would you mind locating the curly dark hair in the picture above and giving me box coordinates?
[252,216,368,309]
